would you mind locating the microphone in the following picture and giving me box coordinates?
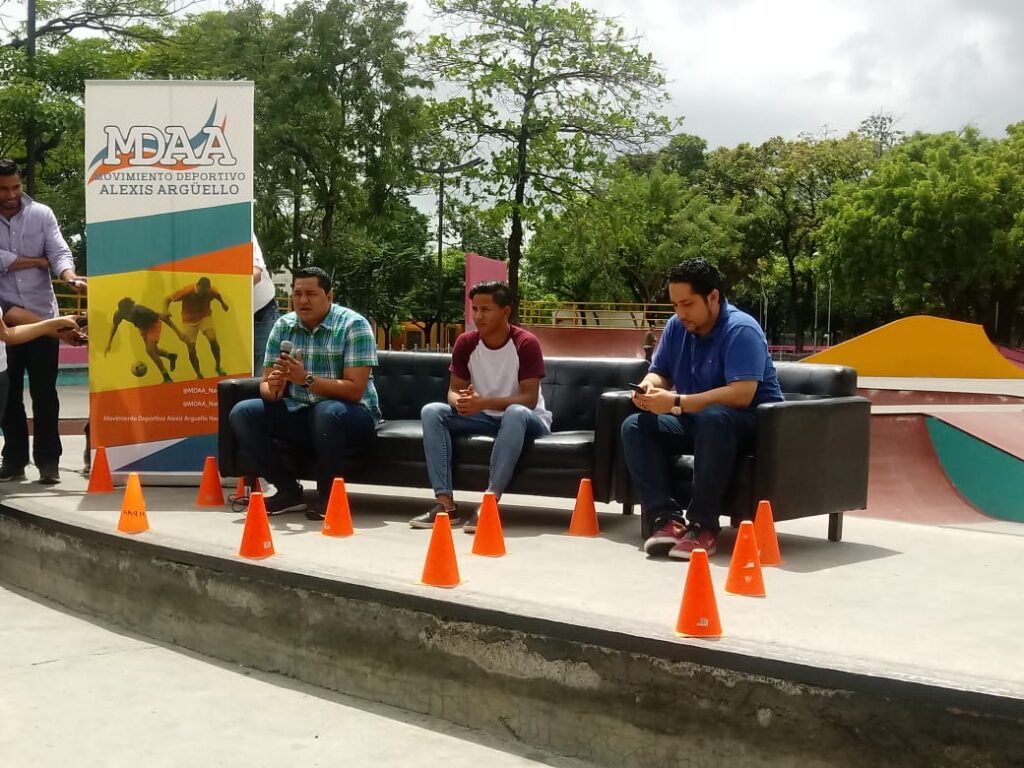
[279,340,293,357]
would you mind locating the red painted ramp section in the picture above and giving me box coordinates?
[858,415,990,525]
[998,345,1024,370]
[930,412,1024,461]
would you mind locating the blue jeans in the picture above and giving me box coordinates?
[252,299,280,375]
[229,397,376,502]
[620,405,757,533]
[422,402,550,498]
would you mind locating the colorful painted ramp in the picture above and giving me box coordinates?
[804,316,1024,378]
[926,413,1024,523]
[864,413,1024,525]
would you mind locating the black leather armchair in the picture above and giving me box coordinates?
[218,351,649,508]
[613,362,870,541]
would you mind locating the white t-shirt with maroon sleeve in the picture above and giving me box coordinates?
[450,326,553,429]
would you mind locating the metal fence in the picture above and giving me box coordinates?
[519,300,673,328]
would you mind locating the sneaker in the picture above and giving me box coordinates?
[167,352,178,372]
[668,525,718,560]
[463,507,481,534]
[0,464,26,482]
[264,489,307,515]
[215,367,227,377]
[37,463,61,485]
[305,504,326,522]
[409,503,460,529]
[643,519,687,556]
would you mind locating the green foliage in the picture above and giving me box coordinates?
[526,157,744,306]
[420,0,673,308]
[821,126,1024,339]
[702,132,875,345]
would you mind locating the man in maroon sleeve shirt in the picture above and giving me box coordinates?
[410,281,552,532]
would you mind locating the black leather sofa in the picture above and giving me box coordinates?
[218,351,649,508]
[611,361,871,542]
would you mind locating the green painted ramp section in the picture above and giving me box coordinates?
[925,417,1024,523]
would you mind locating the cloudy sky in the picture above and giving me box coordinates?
[3,0,1021,148]
[408,0,1024,148]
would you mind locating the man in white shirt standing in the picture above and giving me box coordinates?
[410,280,552,532]
[250,232,279,376]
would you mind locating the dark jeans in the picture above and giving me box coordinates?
[620,405,757,534]
[252,299,279,375]
[2,336,60,468]
[228,396,376,503]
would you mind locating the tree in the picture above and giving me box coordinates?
[703,133,875,348]
[527,156,745,311]
[820,127,1024,342]
[4,0,185,192]
[420,0,672,314]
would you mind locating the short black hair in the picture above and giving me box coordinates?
[468,280,513,308]
[117,297,135,314]
[292,266,332,292]
[0,158,21,178]
[667,258,725,300]
[196,277,211,290]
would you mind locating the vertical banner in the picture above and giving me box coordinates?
[85,81,254,473]
[464,252,508,330]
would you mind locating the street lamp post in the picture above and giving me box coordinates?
[417,157,484,347]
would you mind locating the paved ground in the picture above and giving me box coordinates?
[0,584,584,768]
[5,434,1023,705]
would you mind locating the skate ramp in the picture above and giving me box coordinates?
[804,316,1024,378]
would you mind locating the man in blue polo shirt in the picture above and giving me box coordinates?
[621,258,783,560]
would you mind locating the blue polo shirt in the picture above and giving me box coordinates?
[650,301,783,408]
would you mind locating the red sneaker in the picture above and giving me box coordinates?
[668,526,717,560]
[643,519,687,556]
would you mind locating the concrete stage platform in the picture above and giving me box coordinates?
[1,435,1022,768]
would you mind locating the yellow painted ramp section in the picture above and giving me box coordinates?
[803,316,1024,378]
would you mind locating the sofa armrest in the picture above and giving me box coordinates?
[752,396,871,520]
[596,390,637,503]
[217,378,262,477]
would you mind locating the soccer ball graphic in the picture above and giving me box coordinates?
[131,360,148,378]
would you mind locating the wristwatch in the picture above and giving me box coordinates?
[301,372,315,390]
[670,395,683,416]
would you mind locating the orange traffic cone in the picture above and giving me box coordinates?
[234,476,262,499]
[725,521,766,597]
[87,446,114,494]
[196,456,224,507]
[420,512,460,587]
[675,549,722,637]
[753,499,783,566]
[472,492,506,557]
[567,477,600,536]
[239,492,275,559]
[322,477,354,537]
[117,472,149,534]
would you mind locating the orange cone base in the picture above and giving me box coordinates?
[675,549,722,637]
[239,492,276,559]
[322,478,355,537]
[196,456,225,507]
[472,492,506,557]
[753,499,783,566]
[421,512,461,587]
[725,521,766,597]
[567,477,600,536]
[117,473,149,534]
[87,446,115,494]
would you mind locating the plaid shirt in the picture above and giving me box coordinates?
[265,303,381,420]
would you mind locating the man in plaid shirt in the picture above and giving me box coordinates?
[228,266,380,517]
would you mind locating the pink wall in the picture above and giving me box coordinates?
[522,326,658,359]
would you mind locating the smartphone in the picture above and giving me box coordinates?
[627,382,646,393]
[75,316,89,328]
